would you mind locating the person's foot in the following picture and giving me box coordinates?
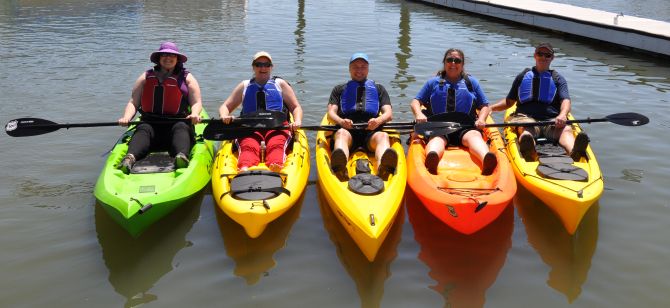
[570,132,590,161]
[518,134,537,162]
[118,154,135,174]
[378,148,398,180]
[425,151,440,175]
[331,148,348,179]
[175,152,190,169]
[481,152,498,176]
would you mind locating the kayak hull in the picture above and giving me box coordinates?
[94,111,214,237]
[316,114,407,261]
[503,107,604,234]
[211,128,310,238]
[407,116,516,234]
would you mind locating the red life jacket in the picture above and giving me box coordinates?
[140,69,189,116]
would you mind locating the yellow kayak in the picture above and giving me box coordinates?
[315,114,407,261]
[503,107,603,234]
[211,128,310,238]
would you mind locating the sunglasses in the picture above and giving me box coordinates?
[445,57,463,64]
[159,53,177,58]
[535,52,553,58]
[253,62,273,68]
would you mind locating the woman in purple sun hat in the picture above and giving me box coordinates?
[116,41,203,174]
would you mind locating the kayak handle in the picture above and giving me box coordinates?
[130,198,153,214]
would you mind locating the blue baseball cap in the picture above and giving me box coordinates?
[349,52,369,64]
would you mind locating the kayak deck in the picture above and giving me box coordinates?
[315,114,407,261]
[503,107,604,234]
[94,111,214,237]
[407,116,516,234]
[212,128,310,238]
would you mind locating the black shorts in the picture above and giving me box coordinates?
[430,127,478,147]
[329,129,376,152]
[424,112,478,147]
[350,129,376,151]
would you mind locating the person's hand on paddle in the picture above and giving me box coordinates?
[118,116,133,127]
[289,120,301,132]
[555,114,568,128]
[414,112,428,123]
[221,115,235,125]
[366,117,383,130]
[338,118,354,129]
[186,112,201,124]
[475,118,486,129]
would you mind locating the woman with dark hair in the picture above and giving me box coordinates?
[410,48,496,175]
[117,41,203,174]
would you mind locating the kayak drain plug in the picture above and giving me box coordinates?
[130,198,153,214]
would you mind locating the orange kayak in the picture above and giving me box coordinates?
[407,117,516,234]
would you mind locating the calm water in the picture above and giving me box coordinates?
[1,0,669,307]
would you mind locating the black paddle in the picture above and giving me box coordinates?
[202,119,417,140]
[414,112,649,137]
[202,110,289,140]
[4,116,278,137]
[299,122,416,132]
[414,112,475,138]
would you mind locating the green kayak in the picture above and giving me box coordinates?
[94,111,214,237]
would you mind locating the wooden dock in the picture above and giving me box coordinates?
[413,0,670,57]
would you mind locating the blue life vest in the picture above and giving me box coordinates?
[242,77,284,114]
[429,75,475,117]
[518,68,558,105]
[340,79,379,121]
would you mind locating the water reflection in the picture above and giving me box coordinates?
[216,194,304,285]
[515,185,599,303]
[142,0,238,23]
[293,0,306,85]
[95,192,203,308]
[406,189,514,308]
[620,168,644,183]
[390,1,415,97]
[317,186,403,308]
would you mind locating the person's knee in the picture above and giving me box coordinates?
[562,125,574,134]
[135,123,154,134]
[463,130,482,139]
[171,121,190,132]
[371,131,389,144]
[335,128,351,139]
[428,135,447,147]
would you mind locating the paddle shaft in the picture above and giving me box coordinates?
[484,118,610,128]
[5,116,275,137]
[300,123,415,131]
[413,112,648,138]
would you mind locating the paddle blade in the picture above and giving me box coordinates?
[203,122,256,140]
[5,118,61,137]
[236,110,287,128]
[605,113,649,126]
[203,111,288,140]
[414,122,462,138]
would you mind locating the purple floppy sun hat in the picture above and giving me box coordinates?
[150,42,188,64]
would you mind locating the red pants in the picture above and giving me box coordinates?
[237,129,291,169]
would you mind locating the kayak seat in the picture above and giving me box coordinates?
[533,139,588,181]
[224,170,291,201]
[130,152,176,174]
[537,162,588,181]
